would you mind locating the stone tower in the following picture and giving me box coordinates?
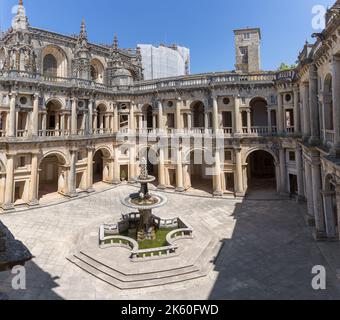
[234,28,261,73]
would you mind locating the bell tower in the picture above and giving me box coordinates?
[234,28,261,73]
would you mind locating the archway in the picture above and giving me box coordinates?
[93,148,111,185]
[143,105,154,129]
[185,149,213,195]
[90,59,105,83]
[39,153,67,201]
[249,97,268,127]
[246,150,277,193]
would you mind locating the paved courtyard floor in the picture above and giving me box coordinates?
[1,185,340,300]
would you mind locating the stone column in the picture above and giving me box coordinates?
[295,145,304,200]
[32,93,39,137]
[279,148,286,194]
[129,102,135,131]
[212,97,219,134]
[175,98,182,132]
[113,105,118,133]
[234,97,241,134]
[158,100,164,131]
[268,109,272,134]
[304,161,314,218]
[28,153,39,206]
[68,149,78,197]
[311,160,326,238]
[293,87,300,134]
[86,147,94,192]
[175,147,184,192]
[235,148,244,196]
[277,93,283,133]
[88,100,93,135]
[302,82,311,137]
[129,146,136,181]
[213,148,222,196]
[8,93,16,137]
[41,112,47,136]
[71,98,78,135]
[60,114,65,136]
[187,113,192,130]
[2,155,14,211]
[331,55,340,156]
[204,112,209,131]
[152,114,157,130]
[309,64,319,143]
[246,110,251,133]
[321,191,337,238]
[113,147,120,184]
[158,146,166,189]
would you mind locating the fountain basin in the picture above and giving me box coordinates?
[121,193,167,211]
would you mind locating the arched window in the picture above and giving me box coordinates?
[43,54,57,77]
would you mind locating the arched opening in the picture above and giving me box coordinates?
[185,149,213,195]
[146,106,153,129]
[39,153,67,202]
[323,74,334,131]
[90,59,105,83]
[42,45,68,78]
[96,104,107,133]
[246,150,277,193]
[93,148,111,185]
[46,100,62,136]
[250,97,268,128]
[191,101,205,128]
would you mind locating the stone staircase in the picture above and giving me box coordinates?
[67,220,222,290]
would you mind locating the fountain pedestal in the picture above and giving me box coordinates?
[121,157,167,242]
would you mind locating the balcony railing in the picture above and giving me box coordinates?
[0,130,6,137]
[16,130,28,137]
[0,69,296,94]
[324,130,335,144]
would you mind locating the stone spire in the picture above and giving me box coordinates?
[113,34,118,50]
[13,0,29,30]
[80,18,87,39]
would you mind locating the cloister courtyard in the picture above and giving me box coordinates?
[1,184,340,300]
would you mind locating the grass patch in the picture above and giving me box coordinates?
[138,228,176,250]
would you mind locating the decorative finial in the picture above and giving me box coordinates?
[113,34,118,50]
[80,18,87,37]
[19,0,23,6]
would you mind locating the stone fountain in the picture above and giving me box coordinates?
[121,158,167,241]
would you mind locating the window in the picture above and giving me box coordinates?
[43,54,58,77]
[167,113,175,128]
[243,33,251,40]
[224,150,232,161]
[241,97,246,105]
[90,65,98,81]
[167,101,174,108]
[19,156,25,168]
[240,47,248,55]
[289,151,296,162]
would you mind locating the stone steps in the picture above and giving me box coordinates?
[68,254,206,290]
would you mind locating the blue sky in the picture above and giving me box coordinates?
[0,0,336,73]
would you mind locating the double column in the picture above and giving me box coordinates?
[234,98,241,134]
[129,102,135,132]
[88,99,94,135]
[31,93,39,137]
[86,147,95,192]
[175,98,182,132]
[301,82,311,138]
[8,93,17,137]
[213,148,222,196]
[277,93,284,133]
[295,145,304,201]
[212,97,219,134]
[158,100,164,132]
[279,148,286,194]
[293,87,300,135]
[235,148,244,196]
[321,190,337,239]
[175,146,184,192]
[68,149,78,197]
[158,145,166,189]
[310,157,326,238]
[71,97,78,136]
[28,153,39,206]
[2,155,15,211]
[309,64,320,143]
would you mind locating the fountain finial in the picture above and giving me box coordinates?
[139,157,148,180]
